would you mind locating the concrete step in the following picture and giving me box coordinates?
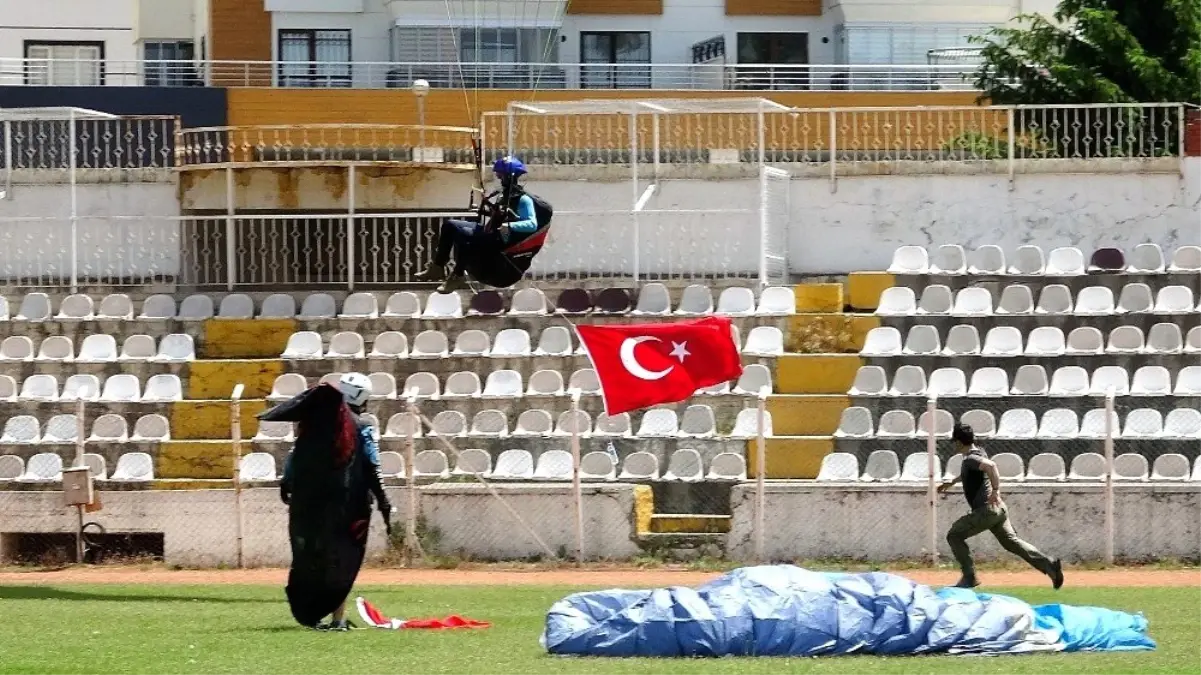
[650,514,731,534]
[775,354,863,395]
[745,436,834,479]
[766,395,851,436]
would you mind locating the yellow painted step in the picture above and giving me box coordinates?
[793,283,844,313]
[169,400,268,440]
[201,318,298,359]
[767,395,850,436]
[650,515,731,534]
[155,441,239,479]
[788,314,879,353]
[746,437,833,479]
[633,484,654,536]
[775,354,862,395]
[186,360,285,400]
[847,272,895,311]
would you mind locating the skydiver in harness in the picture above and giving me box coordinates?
[414,156,553,294]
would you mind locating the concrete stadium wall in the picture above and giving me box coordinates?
[0,483,643,566]
[527,157,1201,277]
[0,170,181,278]
[726,483,1201,562]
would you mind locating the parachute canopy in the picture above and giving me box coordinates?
[543,566,1155,657]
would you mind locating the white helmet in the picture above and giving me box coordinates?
[337,372,372,408]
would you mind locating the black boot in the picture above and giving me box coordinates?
[413,264,447,283]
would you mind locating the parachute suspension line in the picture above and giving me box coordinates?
[530,0,573,101]
[441,0,473,127]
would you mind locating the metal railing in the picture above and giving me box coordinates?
[177,124,477,168]
[0,58,980,92]
[485,103,1189,175]
[1,115,179,170]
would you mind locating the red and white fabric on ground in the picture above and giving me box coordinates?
[356,597,491,630]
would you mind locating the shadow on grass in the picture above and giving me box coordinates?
[0,585,280,604]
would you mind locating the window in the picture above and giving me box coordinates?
[278,29,352,87]
[455,28,561,88]
[735,33,808,90]
[24,41,104,85]
[581,32,651,89]
[144,41,199,87]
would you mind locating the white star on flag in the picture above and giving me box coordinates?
[669,340,690,363]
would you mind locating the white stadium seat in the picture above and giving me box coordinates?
[1131,366,1172,396]
[1025,327,1065,357]
[1079,409,1120,439]
[120,335,156,361]
[1112,453,1148,481]
[675,284,714,315]
[1045,246,1085,275]
[579,451,617,481]
[1151,454,1190,481]
[993,453,1025,481]
[90,414,129,442]
[422,292,463,319]
[1035,284,1073,314]
[178,294,214,320]
[326,331,366,358]
[1027,453,1066,481]
[383,291,421,318]
[1038,409,1079,439]
[861,327,902,356]
[888,365,927,397]
[1065,327,1103,355]
[1089,365,1130,396]
[568,368,601,395]
[259,293,296,319]
[367,372,397,399]
[960,410,996,437]
[730,408,772,438]
[756,286,796,315]
[1146,323,1183,354]
[951,287,992,317]
[916,409,953,438]
[619,452,658,480]
[996,284,1034,314]
[1122,409,1163,438]
[594,412,633,437]
[967,245,1004,275]
[110,452,155,481]
[816,453,859,482]
[554,410,592,437]
[298,293,337,319]
[0,336,34,361]
[888,245,928,274]
[1128,243,1165,273]
[509,288,549,316]
[875,410,915,438]
[900,453,940,481]
[411,330,450,359]
[1174,366,1201,396]
[430,410,467,437]
[943,325,981,355]
[927,368,966,397]
[861,450,900,482]
[401,372,440,399]
[239,453,278,482]
[78,334,118,362]
[663,449,703,482]
[1011,364,1049,396]
[139,294,176,320]
[1105,326,1144,354]
[632,283,670,316]
[1116,283,1153,313]
[833,406,873,438]
[930,244,966,275]
[131,415,170,441]
[492,449,534,479]
[0,375,13,402]
[370,331,409,358]
[61,374,100,402]
[2,416,41,443]
[412,450,450,479]
[379,451,405,478]
[452,449,492,477]
[482,370,523,398]
[1186,327,1201,354]
[967,367,1008,397]
[269,373,308,401]
[143,374,183,402]
[743,326,783,356]
[733,364,772,396]
[15,293,52,321]
[1168,245,1201,272]
[155,334,195,362]
[490,328,532,357]
[716,287,755,316]
[1074,287,1115,316]
[97,293,134,320]
[340,292,379,318]
[383,413,422,439]
[679,404,716,437]
[1009,245,1044,275]
[636,409,678,437]
[1155,286,1194,314]
[876,287,916,316]
[534,326,573,357]
[442,371,482,398]
[21,453,63,481]
[56,294,95,320]
[981,326,1022,356]
[526,369,564,396]
[282,331,323,359]
[849,366,887,396]
[20,374,60,402]
[218,294,254,319]
[452,329,491,357]
[913,285,951,315]
[37,335,74,362]
[1048,366,1089,396]
[903,325,940,355]
[514,409,554,436]
[1164,409,1201,439]
[707,453,747,481]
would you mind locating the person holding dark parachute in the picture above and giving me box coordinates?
[265,372,392,631]
[414,155,553,293]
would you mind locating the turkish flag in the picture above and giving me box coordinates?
[576,317,744,415]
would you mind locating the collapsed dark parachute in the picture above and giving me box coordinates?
[259,383,370,627]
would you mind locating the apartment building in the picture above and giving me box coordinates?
[0,0,1059,87]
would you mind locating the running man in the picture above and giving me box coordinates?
[938,423,1064,589]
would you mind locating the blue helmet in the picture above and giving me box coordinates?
[492,155,527,179]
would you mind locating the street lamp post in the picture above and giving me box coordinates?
[412,78,430,161]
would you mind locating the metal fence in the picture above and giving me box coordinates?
[178,124,477,168]
[0,57,980,91]
[487,103,1189,174]
[813,393,1201,567]
[0,115,178,170]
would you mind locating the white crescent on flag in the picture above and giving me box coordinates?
[619,336,673,381]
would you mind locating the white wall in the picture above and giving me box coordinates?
[560,1,837,68]
[0,171,181,280]
[726,483,1201,562]
[133,0,195,42]
[829,0,1018,23]
[272,0,393,67]
[0,484,641,566]
[0,0,136,62]
[526,159,1201,276]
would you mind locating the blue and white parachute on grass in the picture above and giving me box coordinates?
[542,566,1155,657]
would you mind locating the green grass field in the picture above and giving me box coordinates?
[0,583,1197,674]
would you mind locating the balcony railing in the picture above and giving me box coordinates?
[0,58,981,92]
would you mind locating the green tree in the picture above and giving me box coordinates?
[972,0,1201,105]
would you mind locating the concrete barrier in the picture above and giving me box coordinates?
[727,482,1201,562]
